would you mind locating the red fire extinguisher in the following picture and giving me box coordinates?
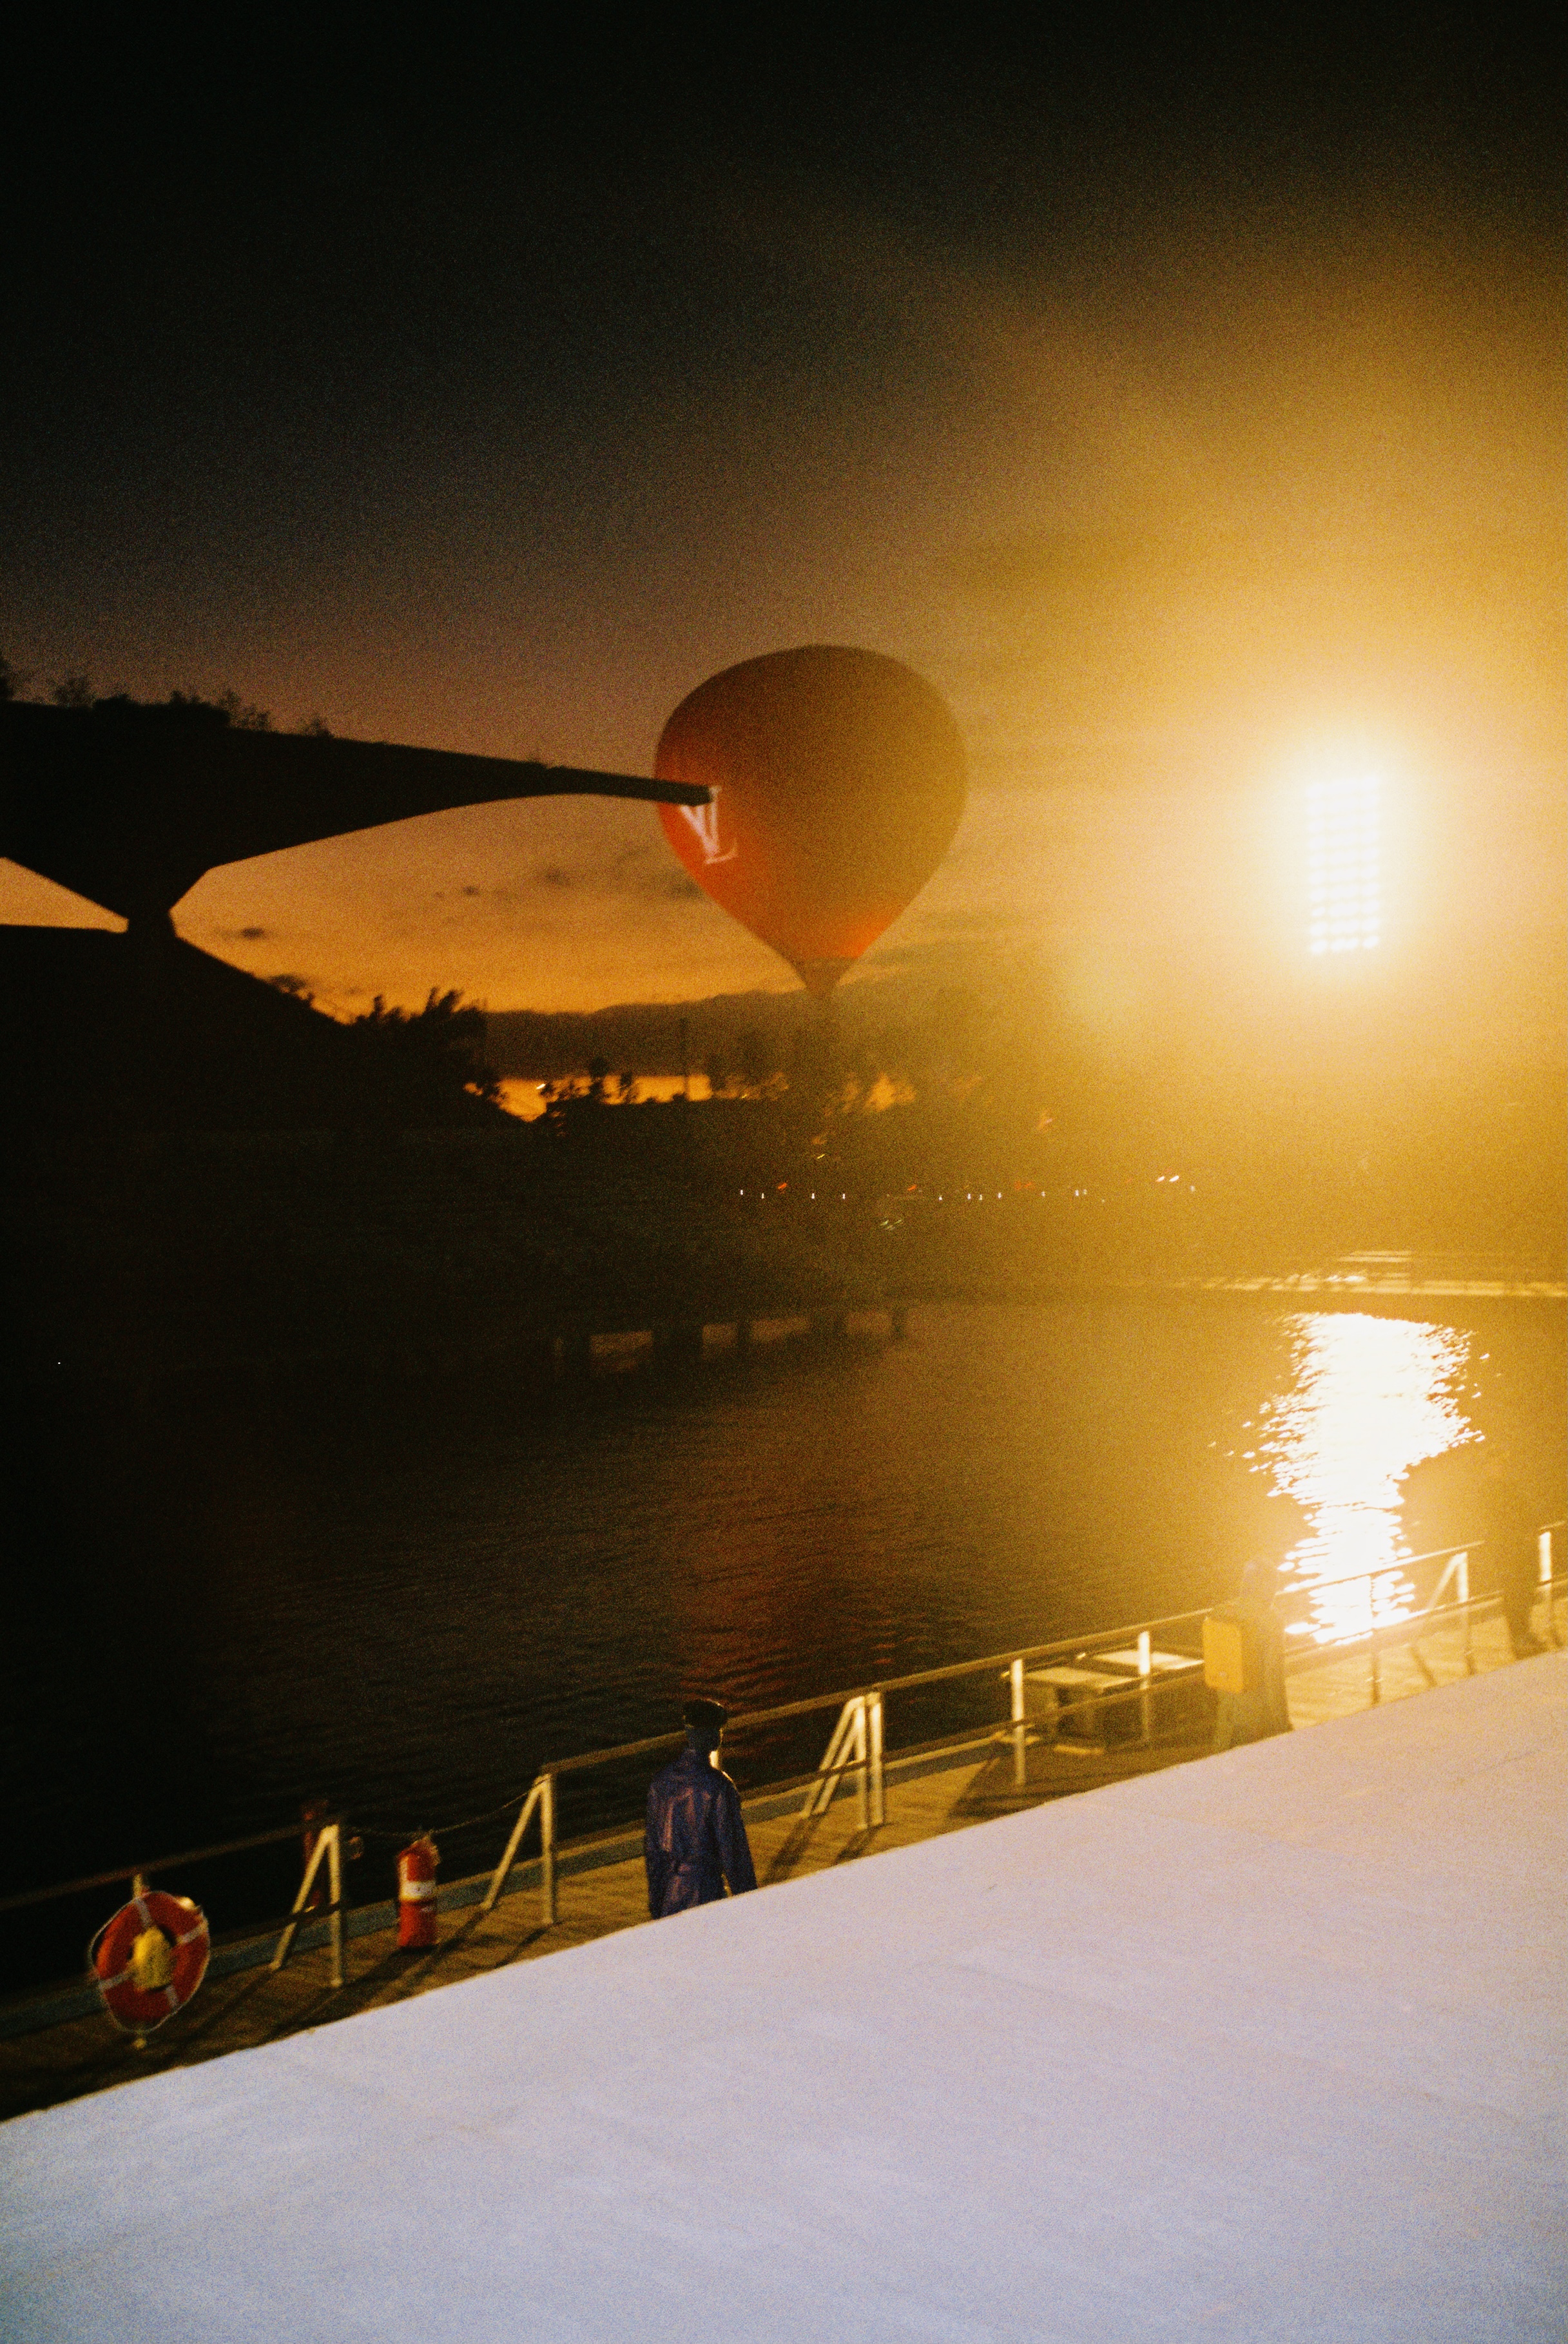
[396,1835,440,1948]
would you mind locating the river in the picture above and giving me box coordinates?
[7,1293,1562,1978]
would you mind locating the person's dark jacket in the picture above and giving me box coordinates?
[645,1745,757,1917]
[1482,1478,1542,1651]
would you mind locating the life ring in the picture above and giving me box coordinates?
[91,1888,210,2034]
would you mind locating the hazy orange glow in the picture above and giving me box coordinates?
[2,122,1558,1045]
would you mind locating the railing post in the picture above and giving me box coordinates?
[805,1700,858,1818]
[1540,1530,1555,1644]
[1010,1657,1027,1788]
[1137,1630,1152,1747]
[1369,1573,1380,1704]
[1457,1551,1473,1672]
[482,1777,545,1915]
[271,1826,333,1973]
[853,1698,869,1832]
[541,1771,557,1926]
[868,1691,885,1827]
[327,1825,344,1990]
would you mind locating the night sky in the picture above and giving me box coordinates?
[3,20,1561,1075]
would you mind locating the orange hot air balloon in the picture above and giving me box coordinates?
[655,646,966,995]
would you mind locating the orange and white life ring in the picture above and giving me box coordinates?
[91,1888,210,2034]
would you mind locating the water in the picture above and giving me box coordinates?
[8,1297,1562,1975]
[1261,1314,1482,1643]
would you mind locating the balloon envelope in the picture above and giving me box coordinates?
[655,646,967,994]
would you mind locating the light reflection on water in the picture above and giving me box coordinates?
[17,1297,1560,1895]
[1259,1313,1478,1642]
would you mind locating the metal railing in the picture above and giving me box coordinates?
[1273,1522,1565,1704]
[478,1605,1226,1926]
[8,1527,1562,2019]
[269,1823,347,1988]
[482,1526,1565,1929]
[0,1816,351,1995]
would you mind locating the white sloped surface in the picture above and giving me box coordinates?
[3,1656,1563,2343]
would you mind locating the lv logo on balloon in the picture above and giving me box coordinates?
[678,786,738,866]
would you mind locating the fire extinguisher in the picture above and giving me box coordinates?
[396,1835,440,1948]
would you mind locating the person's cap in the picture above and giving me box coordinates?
[682,1697,728,1737]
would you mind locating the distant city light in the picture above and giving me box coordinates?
[1307,775,1380,954]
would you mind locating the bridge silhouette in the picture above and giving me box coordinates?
[0,699,710,1127]
[1,697,707,931]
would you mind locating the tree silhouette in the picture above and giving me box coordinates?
[0,666,334,733]
[344,990,505,1120]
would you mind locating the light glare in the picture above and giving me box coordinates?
[1306,774,1380,954]
[1260,1314,1475,1643]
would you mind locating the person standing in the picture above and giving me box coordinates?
[645,1698,758,1917]
[1482,1476,1545,1658]
[1208,1560,1293,1750]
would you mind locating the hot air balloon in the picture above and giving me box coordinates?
[654,646,966,995]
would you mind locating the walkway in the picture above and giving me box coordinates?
[3,1652,1561,2340]
[0,1599,1554,2127]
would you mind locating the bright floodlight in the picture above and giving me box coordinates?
[1307,775,1380,954]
